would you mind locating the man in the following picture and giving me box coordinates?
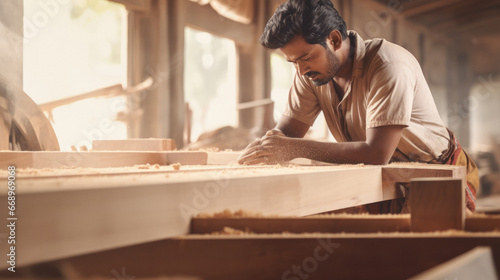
[238,0,478,212]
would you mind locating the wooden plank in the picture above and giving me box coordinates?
[191,216,411,234]
[181,0,255,45]
[92,139,176,151]
[206,151,241,165]
[400,0,462,18]
[409,247,498,280]
[192,215,500,234]
[410,178,465,232]
[24,233,500,280]
[0,165,386,268]
[0,163,466,268]
[0,151,207,169]
[465,215,500,232]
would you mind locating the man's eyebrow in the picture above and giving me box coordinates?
[286,53,310,63]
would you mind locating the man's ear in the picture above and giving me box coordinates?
[328,30,343,51]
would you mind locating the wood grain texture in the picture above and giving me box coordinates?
[92,139,176,151]
[409,247,498,280]
[410,178,465,232]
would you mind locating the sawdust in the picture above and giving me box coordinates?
[136,163,160,169]
[211,227,252,235]
[309,213,411,218]
[197,209,270,218]
[198,229,500,237]
[196,210,412,219]
[171,162,182,170]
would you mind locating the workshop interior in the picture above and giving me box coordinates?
[1,0,500,279]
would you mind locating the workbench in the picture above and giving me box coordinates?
[0,150,498,279]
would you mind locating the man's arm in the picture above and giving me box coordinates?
[238,124,405,165]
[275,115,310,138]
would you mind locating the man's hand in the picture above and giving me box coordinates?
[238,129,297,165]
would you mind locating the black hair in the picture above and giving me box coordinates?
[260,0,347,49]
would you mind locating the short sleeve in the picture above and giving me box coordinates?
[366,62,415,129]
[282,72,321,126]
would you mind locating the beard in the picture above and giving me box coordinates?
[309,47,340,86]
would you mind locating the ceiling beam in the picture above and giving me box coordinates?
[400,0,462,18]
[428,3,500,34]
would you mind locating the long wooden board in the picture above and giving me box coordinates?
[0,165,382,268]
[0,164,466,269]
[13,233,500,280]
[190,215,500,234]
[0,151,207,168]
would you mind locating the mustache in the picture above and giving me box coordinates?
[305,71,320,78]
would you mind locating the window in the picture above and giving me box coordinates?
[23,0,127,150]
[183,27,237,141]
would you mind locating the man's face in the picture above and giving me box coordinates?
[280,34,340,86]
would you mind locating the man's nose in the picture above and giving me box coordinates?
[295,61,310,76]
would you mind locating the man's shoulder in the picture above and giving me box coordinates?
[364,37,418,66]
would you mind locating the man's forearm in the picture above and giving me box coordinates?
[290,138,391,165]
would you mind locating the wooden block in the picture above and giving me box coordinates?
[409,247,498,280]
[382,164,466,200]
[92,139,176,151]
[410,178,465,232]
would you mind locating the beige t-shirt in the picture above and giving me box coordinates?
[282,31,450,163]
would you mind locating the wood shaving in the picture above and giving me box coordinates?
[136,163,160,169]
[171,162,181,170]
[210,227,252,235]
[197,209,268,218]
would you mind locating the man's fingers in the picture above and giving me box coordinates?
[238,138,262,160]
[241,155,275,165]
[238,148,275,164]
[245,138,262,150]
[239,149,273,162]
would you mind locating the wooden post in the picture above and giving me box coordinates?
[410,178,465,232]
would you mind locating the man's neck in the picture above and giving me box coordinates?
[333,35,355,92]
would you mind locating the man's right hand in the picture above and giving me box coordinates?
[237,129,286,165]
